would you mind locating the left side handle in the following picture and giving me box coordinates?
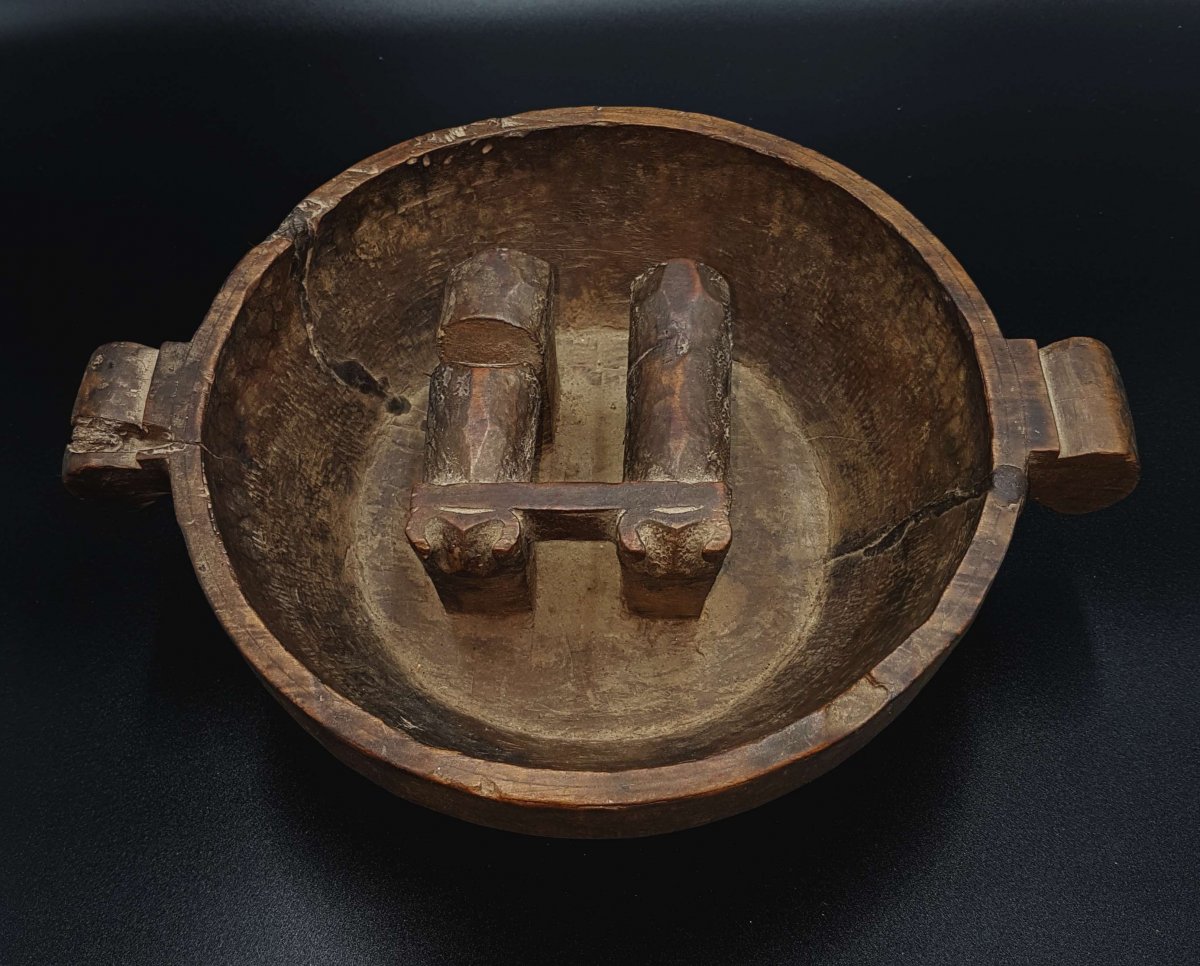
[63,340,190,504]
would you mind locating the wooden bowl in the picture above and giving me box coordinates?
[64,108,1139,837]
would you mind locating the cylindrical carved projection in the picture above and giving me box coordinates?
[622,259,733,483]
[437,248,557,441]
[424,363,541,486]
[618,259,734,618]
[411,246,559,615]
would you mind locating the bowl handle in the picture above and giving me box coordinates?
[63,340,191,504]
[1009,337,1140,514]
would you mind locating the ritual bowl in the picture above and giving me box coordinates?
[64,108,1138,836]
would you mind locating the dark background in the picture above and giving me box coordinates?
[3,1,1198,963]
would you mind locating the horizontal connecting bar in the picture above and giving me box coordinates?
[408,481,729,543]
[406,252,733,618]
[406,480,731,618]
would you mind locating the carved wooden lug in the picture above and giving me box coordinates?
[405,506,531,615]
[63,340,189,503]
[616,503,732,619]
[1013,337,1140,514]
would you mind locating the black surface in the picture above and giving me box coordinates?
[3,1,1199,963]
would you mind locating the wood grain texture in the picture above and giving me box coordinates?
[408,481,731,619]
[62,341,170,503]
[1026,337,1140,514]
[63,108,1139,836]
[408,481,729,542]
[423,363,542,485]
[416,363,541,613]
[416,249,557,613]
[623,259,732,483]
[616,259,734,616]
[437,248,557,441]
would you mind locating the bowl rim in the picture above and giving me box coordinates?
[167,107,1033,836]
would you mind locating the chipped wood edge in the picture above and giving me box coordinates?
[109,108,1057,835]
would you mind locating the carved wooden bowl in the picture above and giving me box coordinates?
[65,108,1138,836]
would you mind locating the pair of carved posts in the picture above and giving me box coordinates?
[405,249,734,619]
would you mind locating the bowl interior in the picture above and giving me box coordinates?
[201,122,991,770]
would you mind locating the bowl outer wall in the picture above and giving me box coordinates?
[164,107,1032,837]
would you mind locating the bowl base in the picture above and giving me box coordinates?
[353,325,831,770]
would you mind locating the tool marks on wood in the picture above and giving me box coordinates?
[410,252,735,619]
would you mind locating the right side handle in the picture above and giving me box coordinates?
[1012,336,1140,514]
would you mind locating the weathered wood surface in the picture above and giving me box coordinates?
[415,255,734,620]
[437,247,557,440]
[622,259,732,484]
[409,480,728,541]
[415,250,555,613]
[415,363,541,613]
[423,363,541,486]
[63,341,170,502]
[617,258,733,617]
[1022,337,1140,514]
[63,108,1141,837]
